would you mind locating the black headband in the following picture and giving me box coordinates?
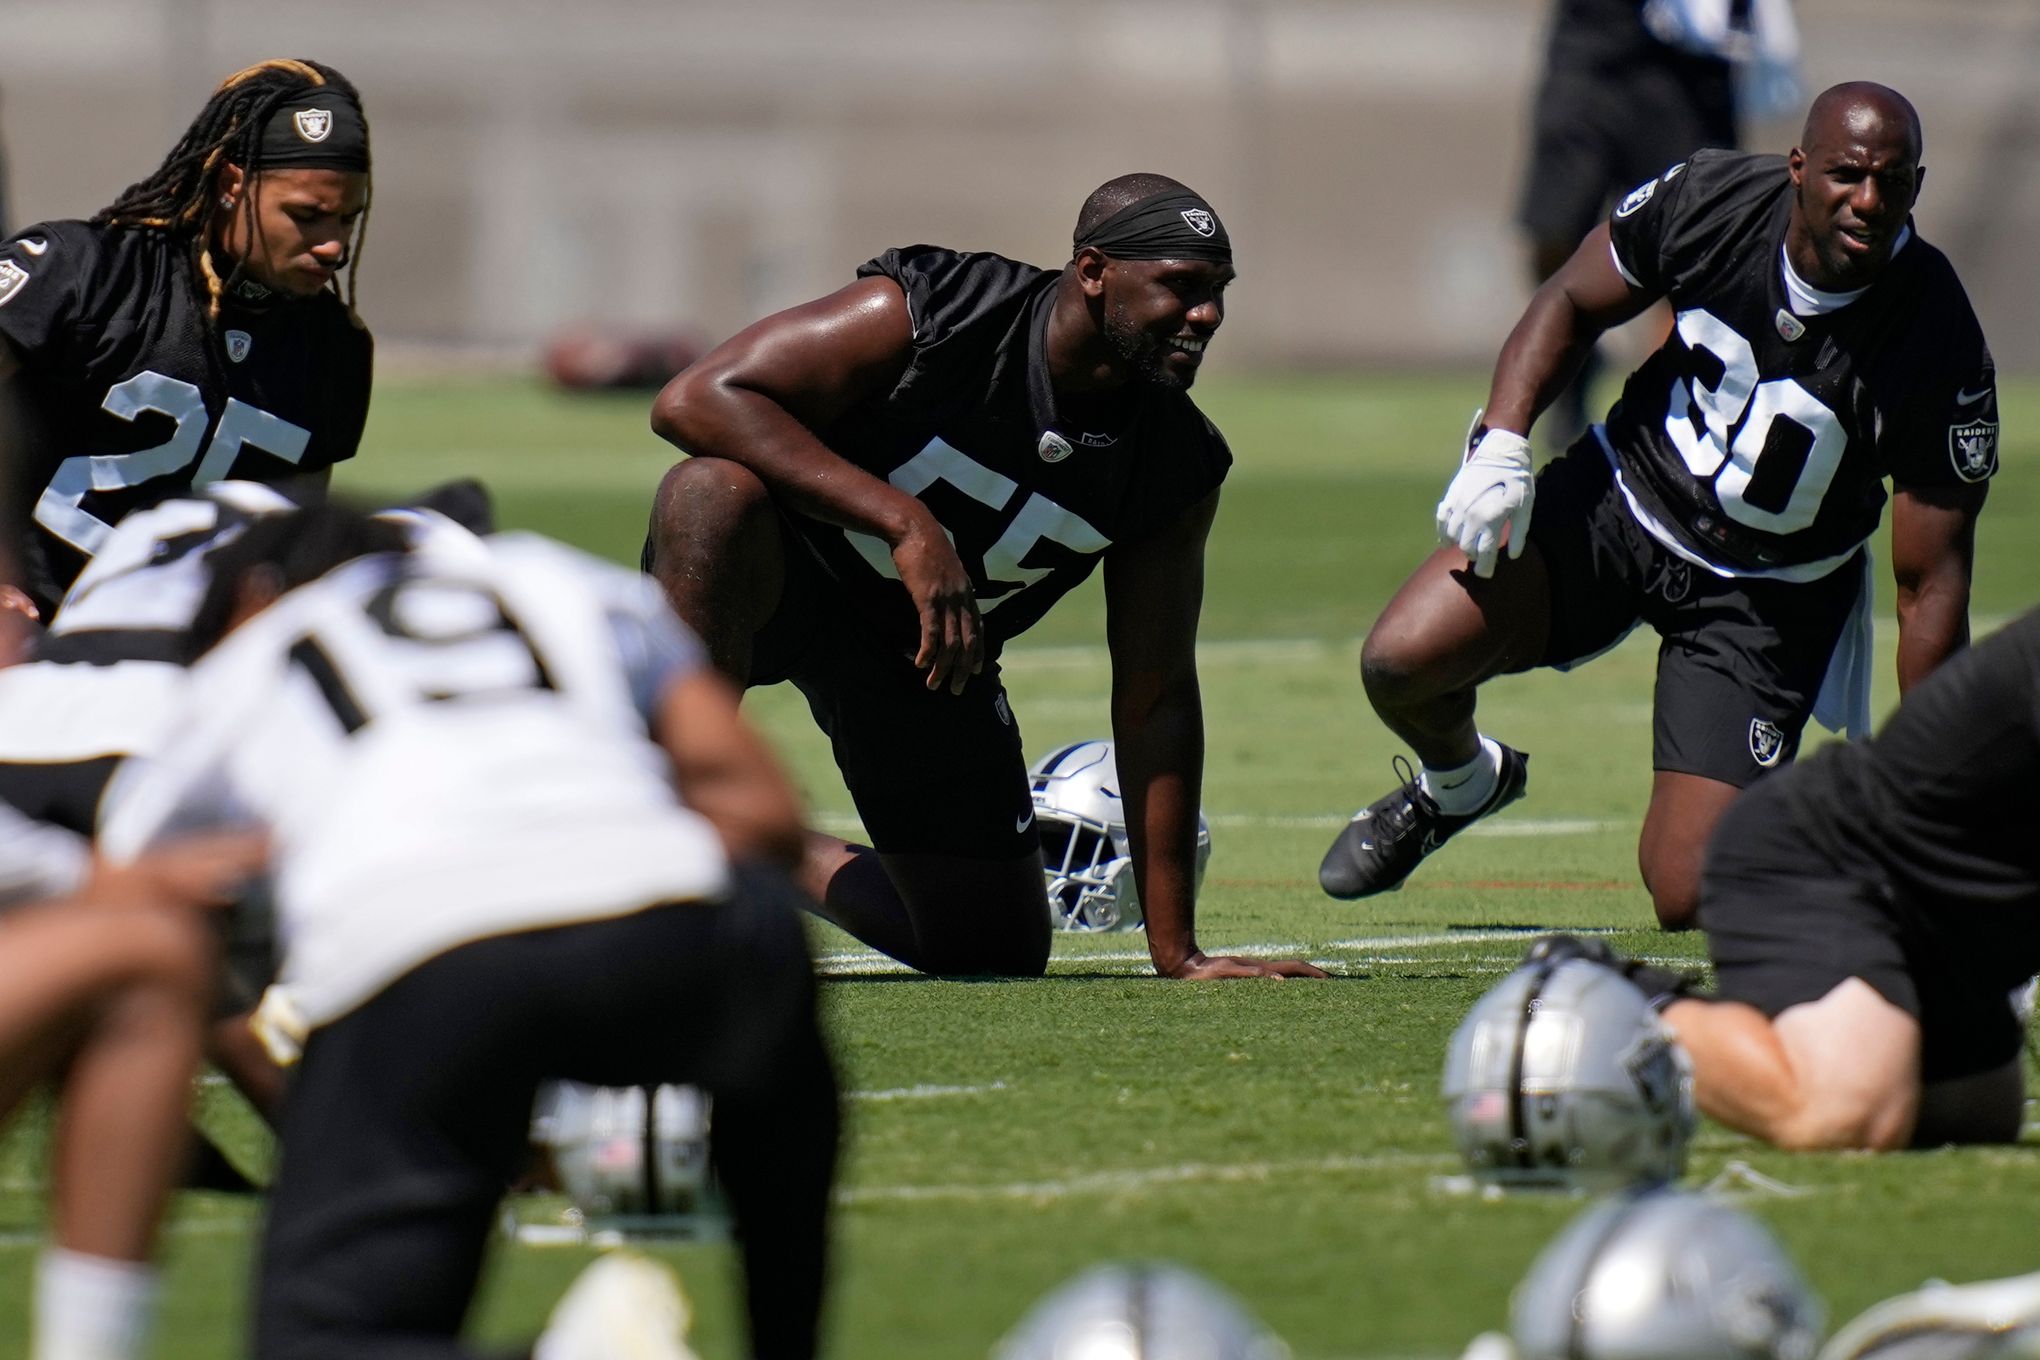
[1073,190,1231,263]
[257,91,369,172]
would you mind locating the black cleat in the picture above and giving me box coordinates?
[1319,746,1529,900]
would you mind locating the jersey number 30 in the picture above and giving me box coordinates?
[1666,311,1846,535]
[34,371,312,555]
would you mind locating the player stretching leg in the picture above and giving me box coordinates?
[1322,83,1996,929]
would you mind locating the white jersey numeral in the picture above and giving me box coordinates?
[33,371,312,555]
[844,438,1110,612]
[1663,310,1847,536]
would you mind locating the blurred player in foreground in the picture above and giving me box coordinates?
[99,506,838,1359]
[1323,83,1995,930]
[0,59,374,614]
[1534,604,2040,1151]
[0,518,266,1360]
[645,173,1321,980]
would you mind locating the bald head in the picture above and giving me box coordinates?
[1801,82,1922,163]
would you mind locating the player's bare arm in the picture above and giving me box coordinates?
[1889,478,1985,693]
[1105,490,1325,981]
[1483,223,1658,435]
[656,667,807,868]
[650,278,983,693]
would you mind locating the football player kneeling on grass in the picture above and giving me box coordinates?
[98,505,838,1360]
[1529,604,2040,1152]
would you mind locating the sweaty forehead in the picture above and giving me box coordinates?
[1808,102,1919,164]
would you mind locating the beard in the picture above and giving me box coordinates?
[1102,298,1193,391]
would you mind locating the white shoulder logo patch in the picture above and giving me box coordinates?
[225,330,253,364]
[0,260,29,308]
[1615,178,1658,218]
[1950,419,1998,483]
[18,237,47,257]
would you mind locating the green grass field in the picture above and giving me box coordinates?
[2,371,2035,1358]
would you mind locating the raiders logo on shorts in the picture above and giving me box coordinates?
[1748,718,1786,768]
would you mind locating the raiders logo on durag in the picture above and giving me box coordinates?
[1180,209,1216,238]
[1748,718,1786,768]
[293,108,333,144]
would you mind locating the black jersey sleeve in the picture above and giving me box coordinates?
[1605,161,1696,295]
[1884,277,1997,490]
[1115,407,1232,544]
[0,221,108,370]
[1608,150,1780,302]
[856,246,1048,412]
[297,306,373,473]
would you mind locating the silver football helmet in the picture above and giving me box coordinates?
[1513,1187,1825,1360]
[1027,740,1211,933]
[1443,957,1695,1189]
[531,1082,721,1235]
[991,1263,1290,1360]
[1819,1273,2040,1360]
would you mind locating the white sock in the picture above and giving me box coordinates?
[1421,737,1503,816]
[34,1250,156,1360]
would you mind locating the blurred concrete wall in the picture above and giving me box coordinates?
[6,0,2037,368]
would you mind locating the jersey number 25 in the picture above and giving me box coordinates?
[34,370,312,555]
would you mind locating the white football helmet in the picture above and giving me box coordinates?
[1027,740,1211,933]
[991,1263,1290,1360]
[1513,1187,1824,1360]
[1819,1273,2040,1360]
[1442,957,1695,1190]
[531,1082,721,1236]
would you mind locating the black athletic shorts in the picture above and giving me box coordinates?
[1528,438,1864,789]
[1700,778,2026,1084]
[256,868,836,1360]
[1519,56,1737,245]
[747,531,1039,861]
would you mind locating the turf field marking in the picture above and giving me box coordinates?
[839,1151,1456,1205]
[849,1081,1009,1102]
[817,926,1611,975]
[810,812,1619,837]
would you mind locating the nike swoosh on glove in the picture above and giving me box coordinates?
[1436,425,1534,578]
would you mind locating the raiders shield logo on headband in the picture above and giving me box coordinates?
[293,109,334,144]
[1180,209,1216,238]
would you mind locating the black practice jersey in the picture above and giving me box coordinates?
[0,220,372,606]
[785,247,1232,658]
[1774,610,2040,972]
[1604,150,1996,575]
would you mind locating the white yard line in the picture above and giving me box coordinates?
[818,926,1609,976]
[837,1151,1456,1206]
[849,1081,1009,1103]
[813,811,1620,837]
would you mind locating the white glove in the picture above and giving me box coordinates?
[1436,418,1535,579]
